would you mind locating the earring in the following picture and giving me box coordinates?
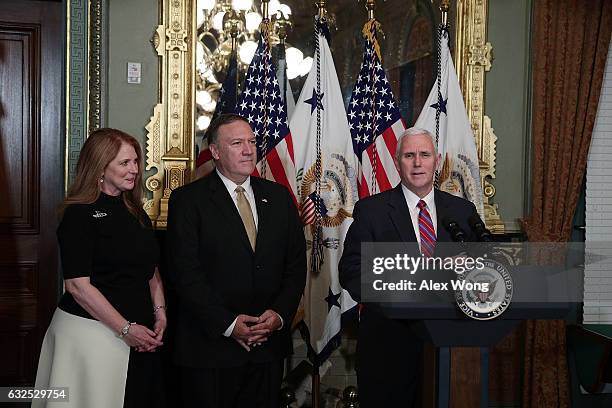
[99,175,104,183]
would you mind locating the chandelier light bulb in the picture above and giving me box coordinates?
[196,8,207,28]
[278,4,291,16]
[212,11,226,31]
[285,47,303,67]
[299,56,313,77]
[203,99,217,112]
[231,0,253,11]
[196,42,208,72]
[268,0,281,17]
[286,65,299,80]
[205,70,219,84]
[285,47,303,80]
[245,11,262,32]
[196,114,212,131]
[196,90,212,108]
[239,40,258,64]
[198,0,216,11]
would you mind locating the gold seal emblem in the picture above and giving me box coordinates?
[298,153,357,231]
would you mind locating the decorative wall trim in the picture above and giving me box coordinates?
[88,0,103,133]
[65,0,88,189]
[455,0,504,233]
[65,0,107,189]
[144,0,195,228]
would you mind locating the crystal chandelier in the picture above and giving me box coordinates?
[195,0,312,132]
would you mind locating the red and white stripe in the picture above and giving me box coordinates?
[357,118,404,198]
[252,136,298,205]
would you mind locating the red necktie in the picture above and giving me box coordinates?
[417,200,436,257]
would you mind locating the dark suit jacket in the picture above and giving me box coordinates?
[338,185,482,376]
[166,172,306,368]
[339,185,481,302]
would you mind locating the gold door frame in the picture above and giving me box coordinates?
[143,0,195,228]
[454,0,503,232]
[143,0,503,231]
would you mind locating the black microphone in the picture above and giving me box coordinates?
[468,215,493,242]
[442,217,466,243]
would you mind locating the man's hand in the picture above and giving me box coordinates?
[249,309,282,333]
[231,314,268,351]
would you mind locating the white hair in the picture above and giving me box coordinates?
[395,127,438,159]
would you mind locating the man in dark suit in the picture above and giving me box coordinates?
[339,127,483,407]
[167,114,306,408]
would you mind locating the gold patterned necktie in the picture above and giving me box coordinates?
[235,186,256,250]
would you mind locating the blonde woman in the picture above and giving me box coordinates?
[34,128,166,408]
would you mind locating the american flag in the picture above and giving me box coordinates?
[300,191,327,226]
[195,52,238,176]
[348,20,404,198]
[212,51,239,120]
[236,22,297,201]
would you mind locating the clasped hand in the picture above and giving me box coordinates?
[231,309,281,352]
[124,312,167,352]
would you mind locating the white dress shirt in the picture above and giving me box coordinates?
[216,169,258,228]
[400,185,437,253]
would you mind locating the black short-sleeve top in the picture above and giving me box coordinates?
[57,193,160,327]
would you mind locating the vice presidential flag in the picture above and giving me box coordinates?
[348,20,405,198]
[414,27,484,218]
[290,19,358,362]
[237,22,297,201]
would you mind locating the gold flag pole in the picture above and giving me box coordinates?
[228,14,239,105]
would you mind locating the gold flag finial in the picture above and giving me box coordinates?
[223,9,241,52]
[274,12,291,44]
[440,0,450,26]
[362,19,382,61]
[315,0,327,19]
[365,0,376,20]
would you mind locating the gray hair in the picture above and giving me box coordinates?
[395,127,438,159]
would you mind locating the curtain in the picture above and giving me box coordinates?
[522,0,612,406]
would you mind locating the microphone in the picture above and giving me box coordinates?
[442,217,466,243]
[468,215,493,242]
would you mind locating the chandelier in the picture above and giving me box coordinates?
[195,0,313,132]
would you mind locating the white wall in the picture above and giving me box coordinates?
[583,38,612,323]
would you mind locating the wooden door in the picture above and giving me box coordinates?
[0,0,63,385]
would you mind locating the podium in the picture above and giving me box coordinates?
[378,302,571,407]
[360,241,582,406]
